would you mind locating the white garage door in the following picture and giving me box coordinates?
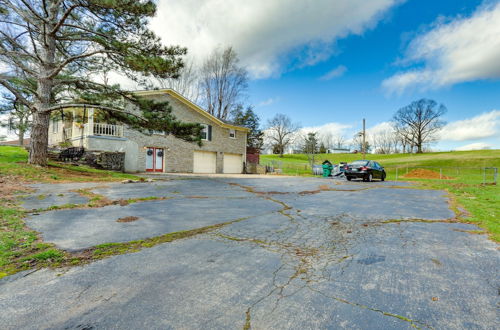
[193,151,217,173]
[223,153,243,174]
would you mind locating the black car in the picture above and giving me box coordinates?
[345,160,386,182]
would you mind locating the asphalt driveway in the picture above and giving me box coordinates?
[1,176,498,329]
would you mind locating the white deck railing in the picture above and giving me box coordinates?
[83,123,124,137]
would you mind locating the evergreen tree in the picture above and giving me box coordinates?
[319,142,327,154]
[0,0,200,165]
[231,105,264,150]
[303,132,319,167]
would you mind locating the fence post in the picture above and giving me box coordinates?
[495,168,498,185]
[395,168,398,181]
[440,168,442,180]
[483,167,486,185]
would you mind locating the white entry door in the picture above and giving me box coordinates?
[193,151,217,173]
[223,153,243,174]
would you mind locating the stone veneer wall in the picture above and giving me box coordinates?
[123,93,247,173]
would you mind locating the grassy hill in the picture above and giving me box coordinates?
[261,149,500,170]
[262,150,499,242]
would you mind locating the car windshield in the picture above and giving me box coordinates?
[350,160,369,166]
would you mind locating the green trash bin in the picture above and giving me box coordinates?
[322,161,333,177]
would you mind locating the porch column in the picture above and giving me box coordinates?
[88,108,94,136]
[72,109,76,138]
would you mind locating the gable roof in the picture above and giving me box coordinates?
[134,89,250,132]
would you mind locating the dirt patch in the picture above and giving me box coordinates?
[116,199,129,206]
[298,190,321,195]
[404,169,454,180]
[116,216,140,223]
[0,175,33,204]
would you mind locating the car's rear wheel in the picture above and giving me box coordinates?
[346,176,352,181]
[381,173,386,181]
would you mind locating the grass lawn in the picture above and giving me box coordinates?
[0,145,139,182]
[262,150,499,242]
[0,146,140,278]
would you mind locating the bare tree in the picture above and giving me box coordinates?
[371,128,397,154]
[319,132,345,151]
[351,134,371,154]
[155,60,201,103]
[393,99,446,153]
[394,125,413,153]
[266,114,301,158]
[320,132,333,150]
[200,47,248,120]
[332,135,346,149]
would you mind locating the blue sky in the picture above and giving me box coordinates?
[242,0,500,150]
[150,0,499,151]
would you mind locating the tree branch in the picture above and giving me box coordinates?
[40,103,146,121]
[0,77,33,109]
[47,49,115,79]
[50,4,79,35]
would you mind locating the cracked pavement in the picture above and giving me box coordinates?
[1,176,499,329]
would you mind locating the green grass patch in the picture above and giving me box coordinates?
[25,249,64,262]
[0,203,63,277]
[0,146,139,182]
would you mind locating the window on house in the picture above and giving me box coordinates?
[200,124,212,141]
[200,124,208,140]
[229,129,236,138]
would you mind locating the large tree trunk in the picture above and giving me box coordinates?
[18,128,24,146]
[29,111,50,165]
[29,13,56,166]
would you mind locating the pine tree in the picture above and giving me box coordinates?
[0,1,200,165]
[230,105,264,150]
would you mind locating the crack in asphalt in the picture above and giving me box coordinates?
[216,181,439,329]
[307,286,434,329]
[11,179,472,329]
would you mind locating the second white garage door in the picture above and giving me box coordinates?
[223,153,243,174]
[193,151,217,173]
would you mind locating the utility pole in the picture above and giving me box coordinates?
[355,118,367,159]
[362,118,366,160]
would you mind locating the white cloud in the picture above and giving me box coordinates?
[440,110,500,141]
[257,97,280,107]
[320,65,347,80]
[300,122,352,138]
[383,2,500,93]
[366,121,393,136]
[454,142,492,151]
[151,0,401,79]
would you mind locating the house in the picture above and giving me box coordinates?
[48,89,249,174]
[326,148,350,154]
